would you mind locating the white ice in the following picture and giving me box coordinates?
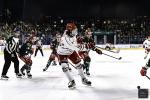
[0,49,150,100]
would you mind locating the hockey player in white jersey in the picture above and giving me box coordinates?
[140,36,150,76]
[57,23,94,88]
[143,36,150,59]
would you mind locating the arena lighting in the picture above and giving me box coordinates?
[54,25,56,27]
[80,25,84,29]
[103,21,106,24]
[92,23,95,26]
[60,19,63,23]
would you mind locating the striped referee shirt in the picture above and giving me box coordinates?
[5,36,19,54]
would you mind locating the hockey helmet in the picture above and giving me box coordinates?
[66,23,78,37]
[13,30,20,38]
[85,28,92,38]
[66,23,77,31]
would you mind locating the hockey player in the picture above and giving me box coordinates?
[77,28,102,76]
[1,32,22,79]
[34,37,44,57]
[57,23,102,88]
[140,36,150,76]
[143,36,150,59]
[19,36,35,78]
[43,33,61,71]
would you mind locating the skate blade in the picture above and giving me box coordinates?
[86,74,90,77]
[68,86,76,89]
[0,78,9,80]
[82,83,92,86]
[27,76,32,79]
[16,76,22,78]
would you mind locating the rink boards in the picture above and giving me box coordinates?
[0,44,144,54]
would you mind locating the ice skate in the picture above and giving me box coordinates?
[20,68,25,76]
[82,78,91,86]
[86,71,90,76]
[43,67,48,71]
[68,80,76,88]
[16,73,22,78]
[1,75,9,80]
[27,73,32,79]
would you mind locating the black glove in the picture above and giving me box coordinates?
[95,48,102,54]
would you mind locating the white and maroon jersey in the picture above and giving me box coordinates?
[143,39,150,50]
[57,31,86,55]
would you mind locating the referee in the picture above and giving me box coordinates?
[1,32,22,79]
[34,38,44,57]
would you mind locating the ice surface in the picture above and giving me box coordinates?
[0,49,150,100]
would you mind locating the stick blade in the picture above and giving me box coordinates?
[118,57,122,60]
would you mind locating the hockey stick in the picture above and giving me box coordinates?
[68,61,76,69]
[96,46,120,53]
[102,53,122,60]
[145,75,150,80]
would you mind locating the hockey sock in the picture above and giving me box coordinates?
[64,70,74,81]
[84,61,90,72]
[46,60,52,68]
[76,63,86,79]
[62,63,74,81]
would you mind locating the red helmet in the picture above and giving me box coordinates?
[65,23,78,37]
[66,23,77,31]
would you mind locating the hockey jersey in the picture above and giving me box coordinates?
[77,36,95,51]
[57,31,86,55]
[5,36,19,54]
[19,41,33,56]
[143,39,150,50]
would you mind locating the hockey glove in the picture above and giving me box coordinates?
[140,67,147,76]
[94,48,102,55]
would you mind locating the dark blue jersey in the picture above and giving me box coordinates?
[19,41,33,56]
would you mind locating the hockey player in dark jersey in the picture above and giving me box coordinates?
[77,28,102,75]
[19,36,35,78]
[43,33,61,71]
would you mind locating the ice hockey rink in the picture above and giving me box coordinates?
[0,48,150,100]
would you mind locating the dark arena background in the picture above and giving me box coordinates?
[1,0,150,44]
[0,0,150,100]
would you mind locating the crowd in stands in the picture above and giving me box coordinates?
[0,16,150,45]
